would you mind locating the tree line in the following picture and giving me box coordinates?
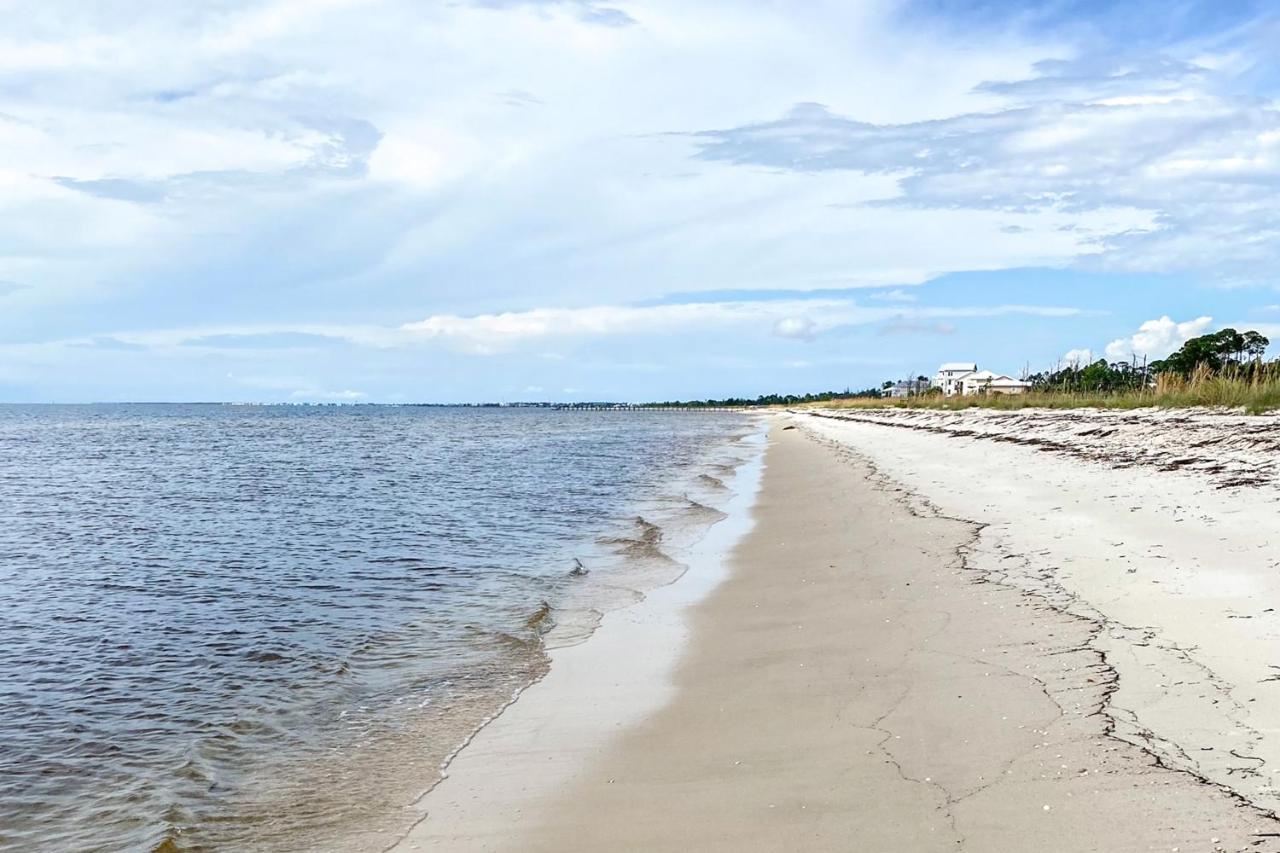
[1027,328,1272,393]
[649,387,888,408]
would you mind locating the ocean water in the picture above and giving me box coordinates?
[0,404,754,852]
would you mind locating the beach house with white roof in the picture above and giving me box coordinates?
[932,363,1032,396]
[932,362,977,396]
[955,370,1032,396]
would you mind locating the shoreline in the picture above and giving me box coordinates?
[283,415,760,853]
[381,422,1280,851]
[382,425,768,851]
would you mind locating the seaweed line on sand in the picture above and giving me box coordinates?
[795,423,1280,836]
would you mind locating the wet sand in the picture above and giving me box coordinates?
[389,424,1280,852]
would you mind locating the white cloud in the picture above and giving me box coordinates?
[1062,348,1094,367]
[878,318,956,336]
[29,298,1085,358]
[400,299,1083,353]
[401,300,866,352]
[774,316,818,340]
[1104,315,1213,361]
[868,288,918,303]
[366,133,448,188]
[691,82,1280,284]
[94,323,406,350]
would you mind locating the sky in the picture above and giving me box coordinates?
[3,0,1280,403]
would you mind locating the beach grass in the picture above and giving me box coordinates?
[807,364,1280,414]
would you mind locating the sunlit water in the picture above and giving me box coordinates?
[0,405,752,852]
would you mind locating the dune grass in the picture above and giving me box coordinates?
[808,364,1280,415]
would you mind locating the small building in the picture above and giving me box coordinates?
[956,370,1032,396]
[931,362,978,396]
[887,378,929,398]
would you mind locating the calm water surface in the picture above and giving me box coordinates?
[0,405,750,852]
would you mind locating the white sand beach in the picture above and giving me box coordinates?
[383,416,1280,852]
[804,407,1280,818]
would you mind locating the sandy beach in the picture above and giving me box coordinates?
[804,407,1280,820]
[387,419,1280,852]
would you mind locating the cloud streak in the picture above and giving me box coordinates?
[30,298,1085,357]
[398,300,1084,353]
[691,54,1280,283]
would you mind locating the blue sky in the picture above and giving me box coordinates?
[3,0,1280,402]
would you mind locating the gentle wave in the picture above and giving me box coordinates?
[0,404,749,852]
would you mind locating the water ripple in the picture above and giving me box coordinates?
[0,405,745,852]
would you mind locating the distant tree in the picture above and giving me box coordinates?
[1151,328,1271,376]
[1026,358,1145,392]
[1243,330,1270,360]
[1078,359,1112,389]
[646,384,889,407]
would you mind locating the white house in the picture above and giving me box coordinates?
[887,378,929,398]
[984,376,1033,395]
[955,370,1031,396]
[932,362,978,396]
[932,363,1032,396]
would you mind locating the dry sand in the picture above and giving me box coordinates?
[809,406,1280,489]
[388,422,1280,852]
[805,407,1280,821]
